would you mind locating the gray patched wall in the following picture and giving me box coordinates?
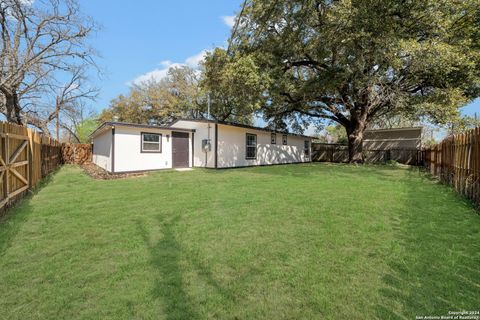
[363,127,422,150]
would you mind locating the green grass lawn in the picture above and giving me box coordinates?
[0,164,479,320]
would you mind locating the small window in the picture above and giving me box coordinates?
[304,140,310,158]
[141,132,162,153]
[246,133,257,159]
[271,133,276,144]
[282,134,288,145]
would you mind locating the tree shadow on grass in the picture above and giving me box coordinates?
[187,248,238,306]
[375,169,480,318]
[136,216,199,320]
[0,171,58,258]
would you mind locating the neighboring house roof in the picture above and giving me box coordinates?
[171,118,315,139]
[90,121,195,139]
[364,127,422,140]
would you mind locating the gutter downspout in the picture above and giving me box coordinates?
[214,123,218,169]
[111,126,115,173]
[206,121,210,167]
[206,94,211,167]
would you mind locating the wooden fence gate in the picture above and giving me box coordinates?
[0,132,30,209]
[0,122,62,212]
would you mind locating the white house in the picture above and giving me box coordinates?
[91,119,313,173]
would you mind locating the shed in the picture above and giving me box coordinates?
[363,127,422,150]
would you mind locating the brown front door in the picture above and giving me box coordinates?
[172,132,190,168]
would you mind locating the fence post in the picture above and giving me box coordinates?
[27,131,33,189]
[5,133,9,201]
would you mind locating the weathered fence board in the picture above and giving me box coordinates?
[41,136,61,177]
[312,143,349,163]
[424,127,480,208]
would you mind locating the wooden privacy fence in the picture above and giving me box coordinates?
[424,127,480,207]
[312,143,423,165]
[0,122,62,211]
[312,143,349,163]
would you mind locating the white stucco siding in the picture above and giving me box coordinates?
[217,125,311,168]
[173,120,216,168]
[92,129,112,172]
[113,126,177,173]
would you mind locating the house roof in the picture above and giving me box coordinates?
[90,121,195,139]
[171,118,315,139]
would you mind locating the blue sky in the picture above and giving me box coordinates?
[81,0,242,112]
[462,99,479,116]
[81,0,478,121]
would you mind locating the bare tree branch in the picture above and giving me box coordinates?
[0,0,98,133]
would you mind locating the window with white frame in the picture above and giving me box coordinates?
[246,133,257,159]
[304,140,310,158]
[271,133,276,144]
[282,134,288,145]
[141,132,162,153]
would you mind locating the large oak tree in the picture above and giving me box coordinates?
[230,0,480,162]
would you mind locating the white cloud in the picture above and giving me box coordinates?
[130,50,208,86]
[185,50,208,68]
[131,69,169,86]
[221,15,236,28]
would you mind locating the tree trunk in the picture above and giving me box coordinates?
[347,128,364,163]
[1,85,52,134]
[346,110,368,163]
[1,86,23,125]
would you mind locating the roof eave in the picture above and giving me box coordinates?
[172,118,315,139]
[90,121,196,140]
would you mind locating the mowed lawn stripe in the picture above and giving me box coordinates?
[0,164,479,319]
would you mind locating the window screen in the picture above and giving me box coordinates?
[304,140,310,157]
[271,133,276,144]
[246,133,257,159]
[141,133,161,152]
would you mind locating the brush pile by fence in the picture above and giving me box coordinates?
[424,127,480,208]
[62,143,92,165]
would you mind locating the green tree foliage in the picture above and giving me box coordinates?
[326,125,348,144]
[100,52,267,126]
[446,114,480,135]
[99,66,203,125]
[368,113,421,130]
[200,48,268,124]
[229,0,480,162]
[75,118,99,143]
